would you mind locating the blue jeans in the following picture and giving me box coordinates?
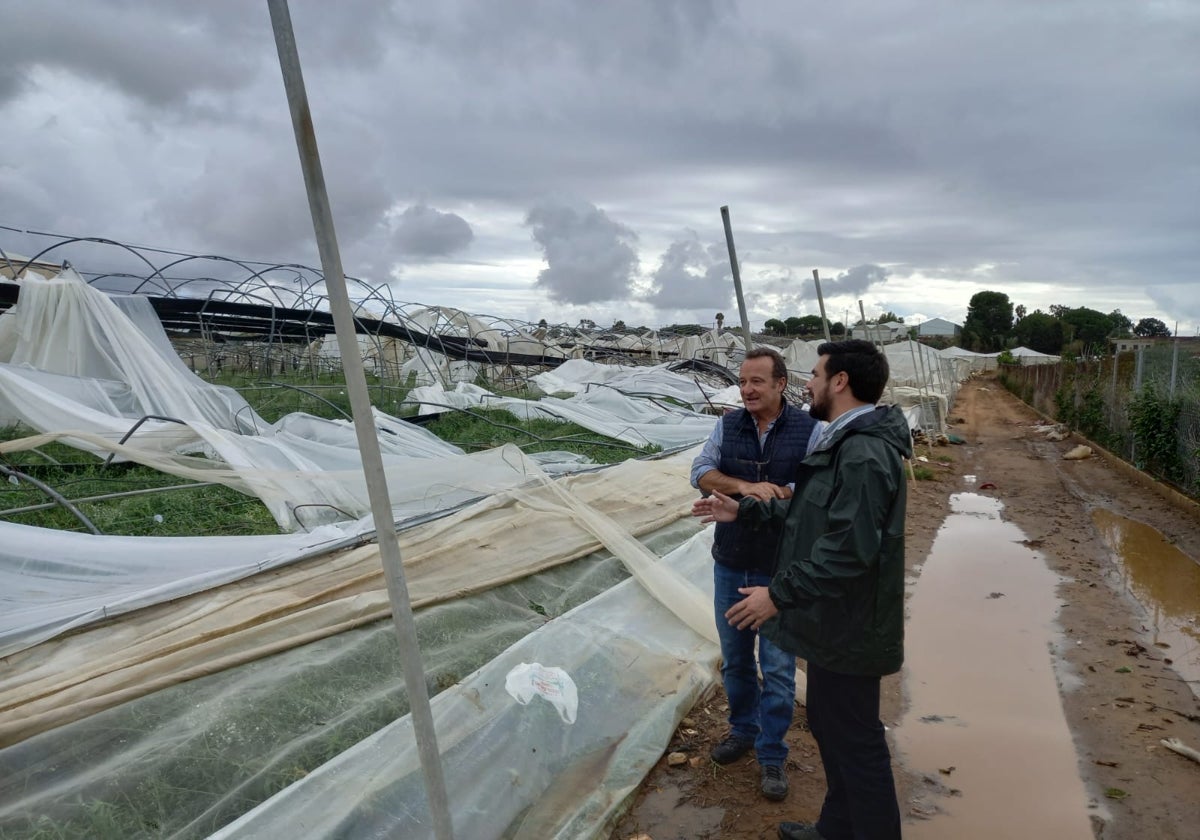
[713,562,796,766]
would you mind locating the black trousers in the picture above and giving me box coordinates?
[806,661,902,840]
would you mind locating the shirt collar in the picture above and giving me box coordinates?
[814,403,875,451]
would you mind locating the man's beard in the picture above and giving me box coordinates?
[809,387,831,421]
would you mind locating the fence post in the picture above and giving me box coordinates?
[1169,338,1179,400]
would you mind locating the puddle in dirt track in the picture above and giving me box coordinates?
[1092,508,1200,689]
[896,493,1094,840]
[619,779,724,840]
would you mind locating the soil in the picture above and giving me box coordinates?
[612,375,1200,840]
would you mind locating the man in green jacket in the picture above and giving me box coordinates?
[694,339,910,840]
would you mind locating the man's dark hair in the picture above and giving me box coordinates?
[817,340,889,404]
[744,347,788,381]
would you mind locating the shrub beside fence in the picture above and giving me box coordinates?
[997,342,1200,499]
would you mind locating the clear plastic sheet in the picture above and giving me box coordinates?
[212,527,719,840]
[0,521,710,840]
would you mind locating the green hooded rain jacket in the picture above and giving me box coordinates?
[738,404,912,676]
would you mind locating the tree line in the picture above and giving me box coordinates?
[962,291,1171,355]
[762,314,857,337]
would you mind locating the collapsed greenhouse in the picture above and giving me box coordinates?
[0,247,972,838]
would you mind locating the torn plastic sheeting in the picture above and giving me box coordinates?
[0,521,350,658]
[210,528,720,840]
[0,448,701,747]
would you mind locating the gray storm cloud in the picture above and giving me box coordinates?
[391,204,473,260]
[825,264,890,297]
[526,201,639,305]
[0,1,1195,332]
[645,233,732,309]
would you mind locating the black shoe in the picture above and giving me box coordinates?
[778,823,823,840]
[709,734,754,764]
[760,763,789,801]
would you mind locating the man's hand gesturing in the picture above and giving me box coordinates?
[692,490,739,523]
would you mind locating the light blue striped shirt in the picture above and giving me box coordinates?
[812,403,877,452]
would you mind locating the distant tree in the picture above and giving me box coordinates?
[874,311,903,324]
[784,316,805,334]
[661,323,707,336]
[612,319,627,332]
[831,321,846,337]
[918,334,958,350]
[1013,310,1065,354]
[1015,304,1027,320]
[1049,304,1069,318]
[963,291,1014,351]
[795,315,830,335]
[578,318,597,330]
[1134,317,1171,338]
[1057,307,1114,348]
[764,318,786,335]
[1108,310,1133,338]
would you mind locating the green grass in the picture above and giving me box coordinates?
[0,377,657,535]
[423,408,658,463]
[0,432,281,536]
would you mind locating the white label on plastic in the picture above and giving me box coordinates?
[504,662,578,724]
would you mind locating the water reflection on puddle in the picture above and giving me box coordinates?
[896,493,1093,839]
[1092,509,1200,688]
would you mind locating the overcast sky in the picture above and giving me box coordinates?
[2,0,1197,334]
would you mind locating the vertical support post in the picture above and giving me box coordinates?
[812,269,832,342]
[860,299,897,406]
[1131,344,1145,465]
[1169,336,1179,400]
[720,206,754,352]
[1110,348,1120,429]
[266,3,454,838]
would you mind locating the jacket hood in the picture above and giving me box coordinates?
[836,404,913,458]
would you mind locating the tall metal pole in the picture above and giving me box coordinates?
[266,3,454,837]
[720,206,754,352]
[812,269,832,342]
[1170,332,1179,400]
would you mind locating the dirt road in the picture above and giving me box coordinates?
[613,376,1200,840]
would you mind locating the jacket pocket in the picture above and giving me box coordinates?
[799,476,832,508]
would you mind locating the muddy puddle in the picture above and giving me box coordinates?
[1092,508,1200,689]
[896,493,1094,839]
[619,778,723,840]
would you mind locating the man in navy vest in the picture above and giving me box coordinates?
[690,347,821,801]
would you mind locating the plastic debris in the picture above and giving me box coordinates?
[505,662,579,724]
[1063,445,1093,460]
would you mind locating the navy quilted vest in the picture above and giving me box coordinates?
[712,402,816,572]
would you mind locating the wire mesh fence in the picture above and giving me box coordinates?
[999,341,1200,497]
